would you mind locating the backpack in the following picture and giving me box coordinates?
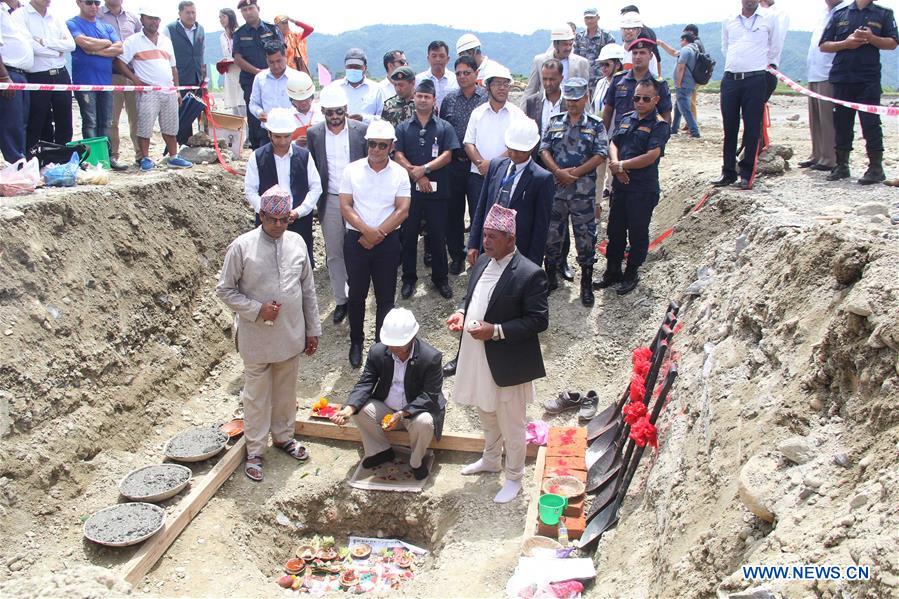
[690,46,715,85]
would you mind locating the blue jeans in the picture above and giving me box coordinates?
[0,71,29,162]
[74,91,113,140]
[672,87,700,137]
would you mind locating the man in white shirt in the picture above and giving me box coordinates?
[339,119,411,369]
[326,47,384,124]
[115,7,191,171]
[0,6,33,163]
[379,48,406,100]
[245,107,323,271]
[249,39,299,131]
[463,62,525,231]
[415,40,458,112]
[14,0,75,150]
[759,0,789,99]
[711,0,782,190]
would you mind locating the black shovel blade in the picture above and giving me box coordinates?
[586,442,621,492]
[578,500,620,551]
[585,421,621,469]
[586,469,621,518]
[586,401,618,432]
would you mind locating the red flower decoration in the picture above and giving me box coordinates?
[622,401,647,425]
[629,416,658,448]
[629,373,646,403]
[632,346,652,365]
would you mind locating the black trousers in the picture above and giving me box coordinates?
[242,82,264,149]
[177,86,203,146]
[25,68,73,149]
[720,75,766,180]
[253,213,315,269]
[344,230,400,344]
[447,158,470,261]
[401,197,449,285]
[605,190,659,269]
[833,81,883,155]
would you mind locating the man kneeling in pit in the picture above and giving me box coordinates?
[330,308,446,480]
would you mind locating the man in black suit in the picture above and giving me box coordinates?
[448,203,549,503]
[467,117,554,268]
[166,1,205,145]
[331,308,445,481]
[307,85,368,325]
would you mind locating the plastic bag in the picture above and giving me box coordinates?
[76,162,110,186]
[526,421,549,446]
[0,157,41,196]
[42,152,81,188]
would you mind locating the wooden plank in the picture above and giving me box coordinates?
[522,445,547,541]
[122,437,246,586]
[295,418,538,457]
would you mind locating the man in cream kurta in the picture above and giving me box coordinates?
[448,203,549,503]
[216,185,322,482]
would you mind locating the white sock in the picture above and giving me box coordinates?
[461,458,501,475]
[493,480,522,503]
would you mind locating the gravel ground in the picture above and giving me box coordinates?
[120,465,191,499]
[84,503,165,546]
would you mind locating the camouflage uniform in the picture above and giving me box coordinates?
[573,28,615,92]
[380,95,415,127]
[540,110,609,267]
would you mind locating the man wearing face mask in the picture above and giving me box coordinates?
[524,24,590,96]
[326,47,384,124]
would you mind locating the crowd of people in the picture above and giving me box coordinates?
[4,0,897,498]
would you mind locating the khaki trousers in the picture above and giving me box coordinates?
[807,81,837,168]
[110,74,140,161]
[477,386,530,481]
[242,354,300,457]
[353,400,434,468]
[321,193,348,304]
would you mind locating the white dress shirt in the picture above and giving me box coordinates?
[385,341,415,411]
[379,76,396,100]
[722,10,782,73]
[328,78,384,124]
[806,1,851,83]
[415,68,459,111]
[13,3,74,72]
[244,144,323,218]
[463,101,526,174]
[339,158,411,231]
[249,66,300,122]
[0,8,34,70]
[180,21,197,45]
[325,124,350,191]
[540,93,563,133]
[759,4,789,67]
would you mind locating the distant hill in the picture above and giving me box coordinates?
[205,22,898,88]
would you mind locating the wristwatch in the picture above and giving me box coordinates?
[424,164,431,175]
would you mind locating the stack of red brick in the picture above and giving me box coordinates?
[536,427,587,540]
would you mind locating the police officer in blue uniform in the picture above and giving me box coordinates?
[539,77,609,307]
[819,0,898,185]
[601,38,672,135]
[595,78,669,296]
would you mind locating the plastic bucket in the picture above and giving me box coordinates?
[538,493,568,525]
[69,137,109,169]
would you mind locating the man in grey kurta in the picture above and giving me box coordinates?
[216,184,322,482]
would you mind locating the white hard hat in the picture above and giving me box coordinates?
[266,107,299,135]
[365,118,396,141]
[504,117,540,152]
[620,12,643,28]
[598,43,627,63]
[287,71,315,101]
[550,24,575,42]
[379,308,419,346]
[482,61,512,84]
[456,33,481,54]
[319,84,349,109]
[138,5,162,18]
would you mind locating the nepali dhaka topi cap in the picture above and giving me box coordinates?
[484,203,517,235]
[260,185,292,216]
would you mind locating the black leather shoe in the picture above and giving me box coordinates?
[798,159,817,168]
[362,448,395,469]
[449,257,465,275]
[561,261,574,281]
[423,250,432,267]
[811,163,834,171]
[443,358,457,377]
[617,273,640,295]
[401,282,415,299]
[710,174,738,187]
[737,178,752,190]
[545,266,559,292]
[593,269,623,290]
[332,303,347,324]
[435,281,453,299]
[349,342,363,368]
[411,463,429,480]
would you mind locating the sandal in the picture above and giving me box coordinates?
[245,456,263,482]
[275,438,309,461]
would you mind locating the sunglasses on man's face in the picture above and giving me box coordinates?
[82,0,102,5]
[367,141,390,150]
[392,59,409,66]
[324,108,346,117]
[455,69,473,76]
[633,95,655,104]
[599,61,612,69]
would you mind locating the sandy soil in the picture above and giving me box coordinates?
[1,94,898,598]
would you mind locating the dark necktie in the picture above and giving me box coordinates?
[496,163,517,207]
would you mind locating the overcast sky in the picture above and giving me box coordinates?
[152,0,898,35]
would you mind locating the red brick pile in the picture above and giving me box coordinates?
[536,427,587,541]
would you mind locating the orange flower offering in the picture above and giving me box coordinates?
[381,414,394,430]
[312,397,329,411]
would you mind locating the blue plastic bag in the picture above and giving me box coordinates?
[42,151,81,187]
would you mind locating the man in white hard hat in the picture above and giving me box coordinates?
[244,107,323,268]
[307,85,368,326]
[456,32,491,83]
[286,70,321,147]
[330,307,445,481]
[339,119,411,369]
[249,39,300,136]
[524,24,590,97]
[619,9,661,76]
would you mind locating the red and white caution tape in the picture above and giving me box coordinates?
[767,67,899,117]
[0,81,201,92]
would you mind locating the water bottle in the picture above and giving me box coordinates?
[558,519,569,547]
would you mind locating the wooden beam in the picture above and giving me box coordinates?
[122,437,246,586]
[522,445,547,541]
[295,418,538,457]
